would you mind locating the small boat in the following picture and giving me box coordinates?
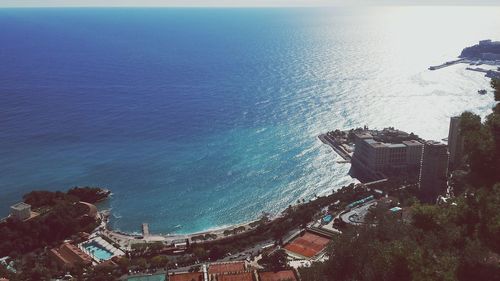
[478,89,487,95]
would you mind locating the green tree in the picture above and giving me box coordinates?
[133,257,148,270]
[460,111,496,182]
[478,184,500,253]
[192,246,208,260]
[84,266,117,281]
[208,245,226,261]
[149,242,165,253]
[115,257,130,274]
[258,249,288,272]
[492,78,500,101]
[150,255,169,268]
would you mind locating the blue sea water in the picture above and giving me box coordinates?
[0,7,499,234]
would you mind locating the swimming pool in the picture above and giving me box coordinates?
[127,274,166,281]
[322,214,333,223]
[83,241,114,261]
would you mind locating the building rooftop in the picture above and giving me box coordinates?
[364,138,417,149]
[386,143,406,148]
[50,243,92,268]
[10,202,30,211]
[259,270,298,281]
[424,140,447,147]
[355,132,373,139]
[364,139,386,148]
[402,140,423,146]
[217,272,254,281]
[168,272,203,281]
[208,261,246,275]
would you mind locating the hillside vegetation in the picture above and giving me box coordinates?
[300,79,500,281]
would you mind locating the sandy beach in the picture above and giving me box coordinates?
[99,210,276,250]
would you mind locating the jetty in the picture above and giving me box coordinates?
[465,67,500,79]
[429,56,500,79]
[428,58,465,70]
[142,223,149,238]
[466,67,491,73]
[318,133,352,162]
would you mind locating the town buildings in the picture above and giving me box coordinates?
[169,272,204,281]
[207,261,248,280]
[168,272,204,281]
[479,39,500,46]
[418,141,449,203]
[168,261,298,281]
[479,40,500,60]
[49,243,93,269]
[259,270,298,281]
[350,128,451,203]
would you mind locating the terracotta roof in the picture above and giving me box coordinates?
[208,261,246,274]
[217,272,254,281]
[259,270,297,281]
[284,231,330,258]
[50,243,92,268]
[168,272,203,281]
[96,259,117,268]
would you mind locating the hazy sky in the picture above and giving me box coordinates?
[0,0,499,7]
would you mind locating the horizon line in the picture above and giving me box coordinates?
[1,3,500,8]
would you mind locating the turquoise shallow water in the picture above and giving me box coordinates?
[127,274,165,281]
[0,7,499,234]
[83,241,114,261]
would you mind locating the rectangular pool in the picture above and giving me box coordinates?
[83,241,114,261]
[127,274,166,281]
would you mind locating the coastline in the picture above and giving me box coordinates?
[99,208,285,250]
[97,135,356,248]
[98,182,348,250]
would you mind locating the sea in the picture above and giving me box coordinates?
[0,6,499,235]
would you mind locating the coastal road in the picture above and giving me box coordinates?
[220,239,275,263]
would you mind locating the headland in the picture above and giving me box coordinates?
[429,39,500,79]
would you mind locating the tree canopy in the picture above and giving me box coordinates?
[300,79,500,281]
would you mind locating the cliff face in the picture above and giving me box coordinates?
[460,42,500,59]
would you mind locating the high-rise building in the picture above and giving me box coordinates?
[352,132,423,174]
[448,116,464,170]
[419,141,449,203]
[403,140,425,170]
[10,202,31,221]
